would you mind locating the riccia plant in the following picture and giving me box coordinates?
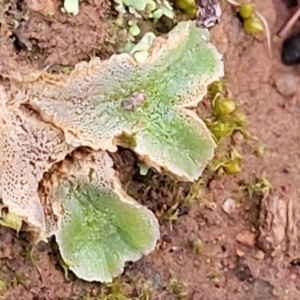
[0,21,224,282]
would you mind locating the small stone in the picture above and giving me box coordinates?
[228,261,236,269]
[222,198,237,214]
[236,248,245,257]
[276,73,298,97]
[255,250,265,260]
[236,230,256,247]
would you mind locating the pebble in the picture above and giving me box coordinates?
[222,198,237,214]
[276,73,298,97]
[236,230,256,247]
[255,250,265,260]
[236,248,245,257]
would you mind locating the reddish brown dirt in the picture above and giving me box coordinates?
[1,0,300,299]
[0,0,111,75]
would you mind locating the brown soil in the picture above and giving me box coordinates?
[1,0,300,299]
[0,0,112,75]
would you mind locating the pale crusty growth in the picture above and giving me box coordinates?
[0,90,71,235]
[26,55,138,152]
[22,22,222,151]
[22,21,223,181]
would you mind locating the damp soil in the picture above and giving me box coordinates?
[1,0,300,299]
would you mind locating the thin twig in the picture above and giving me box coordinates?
[254,10,272,58]
[276,4,300,38]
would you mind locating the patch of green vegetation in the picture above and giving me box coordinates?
[25,248,42,279]
[60,66,72,74]
[0,280,5,294]
[188,238,204,254]
[238,177,272,199]
[51,241,70,280]
[167,277,187,299]
[183,179,205,205]
[57,253,70,280]
[1,21,224,283]
[99,283,131,300]
[159,178,211,230]
[174,0,196,17]
[95,277,152,300]
[206,81,249,144]
[136,288,152,300]
[225,0,271,55]
[204,80,267,178]
[207,273,226,287]
[208,147,243,176]
[238,4,264,36]
[161,202,180,230]
[0,210,23,233]
[12,273,28,288]
[114,0,174,19]
[112,0,175,53]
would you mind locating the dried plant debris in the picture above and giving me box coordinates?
[276,4,300,38]
[0,92,71,237]
[195,0,222,28]
[0,21,224,282]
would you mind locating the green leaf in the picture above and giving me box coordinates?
[55,180,159,282]
[152,8,164,19]
[123,0,152,11]
[129,24,141,37]
[0,212,23,232]
[27,21,224,181]
[0,280,5,293]
[52,150,159,282]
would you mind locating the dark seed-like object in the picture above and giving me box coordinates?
[282,32,300,65]
[177,205,189,217]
